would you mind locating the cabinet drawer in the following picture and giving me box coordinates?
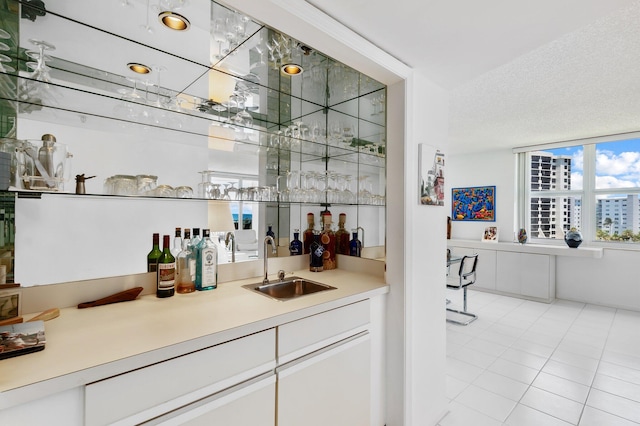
[145,374,276,426]
[278,300,370,364]
[85,329,275,426]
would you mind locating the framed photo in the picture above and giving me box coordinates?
[418,144,445,206]
[451,185,496,221]
[0,289,21,321]
[482,226,499,242]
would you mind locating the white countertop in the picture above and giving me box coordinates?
[448,239,603,258]
[0,269,388,410]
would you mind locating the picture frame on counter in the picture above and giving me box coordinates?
[482,226,499,242]
[0,288,21,322]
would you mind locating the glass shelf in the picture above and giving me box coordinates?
[1,0,387,286]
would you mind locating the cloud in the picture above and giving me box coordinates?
[596,149,640,186]
[572,149,584,172]
[571,172,583,190]
[595,175,639,189]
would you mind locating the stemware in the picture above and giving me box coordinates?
[358,175,373,205]
[226,182,239,200]
[19,39,59,109]
[209,183,222,200]
[140,0,155,34]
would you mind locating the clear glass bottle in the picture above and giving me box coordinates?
[334,213,350,255]
[171,227,182,258]
[321,212,336,270]
[309,230,324,272]
[156,234,176,298]
[303,212,315,254]
[189,228,201,282]
[349,229,362,257]
[289,229,302,256]
[195,229,218,291]
[147,233,162,272]
[176,228,195,294]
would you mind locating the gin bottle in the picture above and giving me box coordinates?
[195,229,218,291]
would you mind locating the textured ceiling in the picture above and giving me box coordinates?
[304,0,640,154]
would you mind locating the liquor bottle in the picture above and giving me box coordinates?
[321,212,336,270]
[147,233,162,272]
[156,234,176,298]
[303,213,315,254]
[189,228,201,282]
[195,229,218,291]
[266,224,276,249]
[309,230,324,272]
[334,213,350,255]
[171,227,182,258]
[289,229,302,256]
[176,228,195,294]
[349,229,362,257]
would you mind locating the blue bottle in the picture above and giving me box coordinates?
[289,229,302,256]
[266,224,276,246]
[195,229,218,291]
[349,229,361,257]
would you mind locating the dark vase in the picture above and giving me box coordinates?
[564,229,583,248]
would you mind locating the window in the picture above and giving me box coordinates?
[517,137,640,244]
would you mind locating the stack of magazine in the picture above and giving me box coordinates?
[0,321,46,360]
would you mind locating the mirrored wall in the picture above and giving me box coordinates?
[0,0,386,285]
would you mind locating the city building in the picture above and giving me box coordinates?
[529,151,572,238]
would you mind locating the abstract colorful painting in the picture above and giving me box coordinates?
[451,185,496,221]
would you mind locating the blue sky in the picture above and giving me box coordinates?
[543,138,640,191]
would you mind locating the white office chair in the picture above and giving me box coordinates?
[446,254,478,325]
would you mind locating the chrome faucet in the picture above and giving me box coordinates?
[263,235,276,284]
[356,226,365,246]
[225,231,236,263]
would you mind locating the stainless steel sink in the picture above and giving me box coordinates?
[242,277,336,301]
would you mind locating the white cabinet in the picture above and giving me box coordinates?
[448,241,557,302]
[85,329,275,426]
[277,300,371,425]
[277,333,371,426]
[496,252,555,302]
[0,387,83,425]
[146,374,275,426]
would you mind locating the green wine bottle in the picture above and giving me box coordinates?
[147,233,162,272]
[157,234,176,298]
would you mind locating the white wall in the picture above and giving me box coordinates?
[449,149,640,312]
[404,71,450,424]
[447,148,515,242]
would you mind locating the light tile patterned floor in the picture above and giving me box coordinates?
[439,289,640,426]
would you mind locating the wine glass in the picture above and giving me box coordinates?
[226,182,239,200]
[358,175,373,204]
[140,0,155,34]
[209,183,222,199]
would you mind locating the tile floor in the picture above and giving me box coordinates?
[439,289,640,425]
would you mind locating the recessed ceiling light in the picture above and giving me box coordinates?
[158,11,190,31]
[127,62,151,74]
[281,64,303,76]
